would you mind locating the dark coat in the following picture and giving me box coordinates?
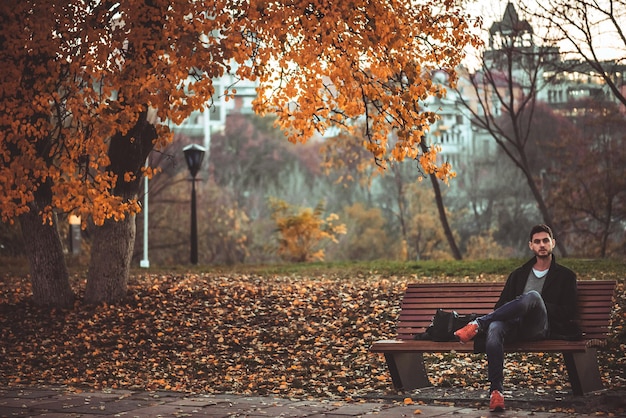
[495,255,580,339]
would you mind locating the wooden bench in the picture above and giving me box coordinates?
[370,280,616,396]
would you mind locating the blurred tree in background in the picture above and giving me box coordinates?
[334,203,399,261]
[269,199,346,263]
[544,99,626,258]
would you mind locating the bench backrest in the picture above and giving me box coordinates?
[396,281,616,341]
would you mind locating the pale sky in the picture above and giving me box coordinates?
[464,0,626,64]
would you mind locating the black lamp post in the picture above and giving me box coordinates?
[183,143,206,264]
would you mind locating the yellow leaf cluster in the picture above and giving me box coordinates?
[247,0,480,175]
[269,198,346,262]
[0,0,479,225]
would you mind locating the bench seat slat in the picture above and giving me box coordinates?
[370,339,590,353]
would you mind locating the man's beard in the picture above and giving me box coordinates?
[535,250,552,259]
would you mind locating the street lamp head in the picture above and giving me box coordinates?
[183,143,206,178]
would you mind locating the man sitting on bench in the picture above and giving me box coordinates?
[454,224,580,412]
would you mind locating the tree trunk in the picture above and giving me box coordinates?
[391,165,409,246]
[420,141,462,260]
[428,172,463,260]
[85,215,136,304]
[85,110,156,304]
[19,209,75,308]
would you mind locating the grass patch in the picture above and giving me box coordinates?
[138,258,625,281]
[3,257,625,281]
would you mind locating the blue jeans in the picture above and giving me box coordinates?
[476,291,549,393]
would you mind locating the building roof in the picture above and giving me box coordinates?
[489,2,533,36]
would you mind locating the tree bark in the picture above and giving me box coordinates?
[419,142,462,260]
[85,110,156,304]
[85,215,136,304]
[428,172,462,260]
[19,209,75,308]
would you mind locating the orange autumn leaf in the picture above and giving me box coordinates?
[1,268,624,410]
[0,0,480,226]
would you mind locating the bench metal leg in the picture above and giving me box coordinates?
[384,352,432,391]
[563,348,604,395]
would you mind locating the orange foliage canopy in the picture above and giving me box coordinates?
[0,0,480,225]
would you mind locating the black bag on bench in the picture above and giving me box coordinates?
[414,309,478,342]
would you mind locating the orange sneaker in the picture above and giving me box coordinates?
[489,390,505,412]
[454,321,479,343]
